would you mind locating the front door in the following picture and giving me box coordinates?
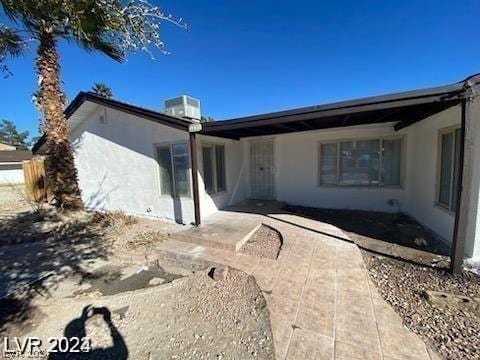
[250,140,275,200]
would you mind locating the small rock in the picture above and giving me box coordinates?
[208,266,229,282]
[149,277,165,286]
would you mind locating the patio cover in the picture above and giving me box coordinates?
[198,74,480,139]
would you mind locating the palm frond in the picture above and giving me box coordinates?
[0,26,25,57]
[92,82,113,98]
[0,24,26,76]
[71,33,124,62]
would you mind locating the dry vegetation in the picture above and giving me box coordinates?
[91,210,176,252]
[92,210,138,229]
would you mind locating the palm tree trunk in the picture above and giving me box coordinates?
[36,29,83,210]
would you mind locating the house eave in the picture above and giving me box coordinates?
[33,92,194,154]
[198,76,480,139]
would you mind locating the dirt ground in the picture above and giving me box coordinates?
[239,224,282,260]
[363,251,480,360]
[0,184,31,213]
[0,188,274,359]
[3,264,274,359]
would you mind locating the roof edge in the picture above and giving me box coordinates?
[33,92,194,154]
[203,75,470,128]
[66,92,193,130]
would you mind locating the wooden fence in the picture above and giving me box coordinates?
[23,157,52,202]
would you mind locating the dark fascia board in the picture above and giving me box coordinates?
[202,92,463,133]
[201,79,467,133]
[66,92,193,131]
[33,92,193,154]
[31,135,46,154]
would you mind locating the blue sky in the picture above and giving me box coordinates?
[1,0,480,141]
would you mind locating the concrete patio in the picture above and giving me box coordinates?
[155,202,439,360]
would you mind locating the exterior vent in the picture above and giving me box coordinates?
[164,95,201,121]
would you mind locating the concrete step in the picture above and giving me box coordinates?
[170,211,262,252]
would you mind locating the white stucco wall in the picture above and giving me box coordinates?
[239,106,466,251]
[240,124,410,213]
[71,106,195,224]
[404,105,461,247]
[0,168,24,185]
[196,134,247,218]
[70,99,480,259]
[70,105,248,224]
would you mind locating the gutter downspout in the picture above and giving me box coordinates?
[189,123,203,226]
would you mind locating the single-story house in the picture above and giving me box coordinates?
[0,145,33,185]
[33,74,480,270]
[0,143,16,151]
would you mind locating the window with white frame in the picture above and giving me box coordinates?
[319,137,403,187]
[156,143,191,197]
[202,144,226,194]
[437,127,461,211]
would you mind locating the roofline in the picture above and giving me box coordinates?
[33,73,480,152]
[0,149,35,162]
[31,135,45,154]
[66,92,193,131]
[202,74,480,131]
[33,92,194,154]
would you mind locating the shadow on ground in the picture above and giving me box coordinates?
[49,306,128,360]
[224,200,451,268]
[283,205,451,256]
[0,210,112,336]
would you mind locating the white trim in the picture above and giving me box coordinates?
[0,162,23,166]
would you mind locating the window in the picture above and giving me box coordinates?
[319,137,403,187]
[156,143,191,197]
[437,127,461,211]
[202,144,226,194]
[215,145,226,192]
[202,146,214,194]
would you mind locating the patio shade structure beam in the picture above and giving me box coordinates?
[450,75,480,273]
[189,132,201,226]
[200,81,467,139]
[450,99,468,274]
[201,99,461,140]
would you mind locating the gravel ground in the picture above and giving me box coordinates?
[363,251,480,360]
[239,225,282,260]
[18,268,274,359]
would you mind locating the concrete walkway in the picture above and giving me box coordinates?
[156,206,438,360]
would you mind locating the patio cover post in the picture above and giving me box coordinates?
[189,132,201,226]
[450,77,479,274]
[450,99,468,274]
